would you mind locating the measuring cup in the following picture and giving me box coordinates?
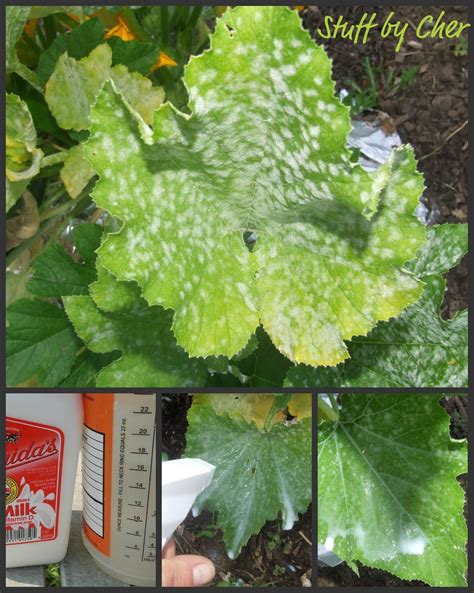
[81,393,156,586]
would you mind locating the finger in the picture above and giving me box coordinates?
[162,538,176,559]
[162,555,216,587]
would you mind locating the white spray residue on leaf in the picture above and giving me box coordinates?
[399,535,427,555]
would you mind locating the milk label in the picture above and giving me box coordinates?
[6,418,64,545]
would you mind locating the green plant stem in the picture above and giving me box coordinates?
[41,151,68,168]
[38,187,66,215]
[40,199,75,222]
[328,394,339,416]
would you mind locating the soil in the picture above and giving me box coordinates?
[301,5,468,319]
[161,395,313,587]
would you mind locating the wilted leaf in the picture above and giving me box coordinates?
[192,393,286,429]
[6,94,43,211]
[6,192,40,250]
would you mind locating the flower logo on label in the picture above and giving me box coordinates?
[6,477,18,505]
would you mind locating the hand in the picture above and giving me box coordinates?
[162,539,216,587]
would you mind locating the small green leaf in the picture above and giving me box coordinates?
[318,393,467,586]
[60,145,96,198]
[107,36,160,75]
[186,394,312,558]
[63,295,207,387]
[27,223,102,297]
[45,45,112,131]
[6,299,80,387]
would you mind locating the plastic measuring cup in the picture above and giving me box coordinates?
[81,393,156,586]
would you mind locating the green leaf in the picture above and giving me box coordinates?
[60,145,96,198]
[107,37,160,74]
[45,44,165,130]
[186,394,312,558]
[6,299,80,387]
[6,7,42,92]
[406,223,467,278]
[233,327,290,387]
[63,295,207,387]
[37,17,106,85]
[318,393,467,586]
[6,93,43,211]
[90,264,144,312]
[58,349,119,387]
[286,223,468,388]
[27,223,102,297]
[287,276,467,387]
[6,7,30,70]
[45,45,112,131]
[85,6,426,367]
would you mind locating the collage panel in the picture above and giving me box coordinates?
[5,5,467,391]
[5,392,157,588]
[317,392,468,587]
[161,392,313,587]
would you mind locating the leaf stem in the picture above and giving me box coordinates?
[41,151,68,168]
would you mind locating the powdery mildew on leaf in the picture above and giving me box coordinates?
[45,44,164,131]
[186,394,311,558]
[318,394,467,586]
[63,295,207,387]
[84,6,426,366]
[286,223,467,387]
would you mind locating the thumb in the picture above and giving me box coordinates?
[162,555,216,587]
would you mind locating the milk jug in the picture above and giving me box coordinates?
[6,393,83,568]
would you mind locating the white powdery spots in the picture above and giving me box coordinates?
[280,64,296,77]
[298,52,312,65]
[269,68,289,93]
[234,45,248,56]
[199,68,218,83]
[399,535,427,555]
